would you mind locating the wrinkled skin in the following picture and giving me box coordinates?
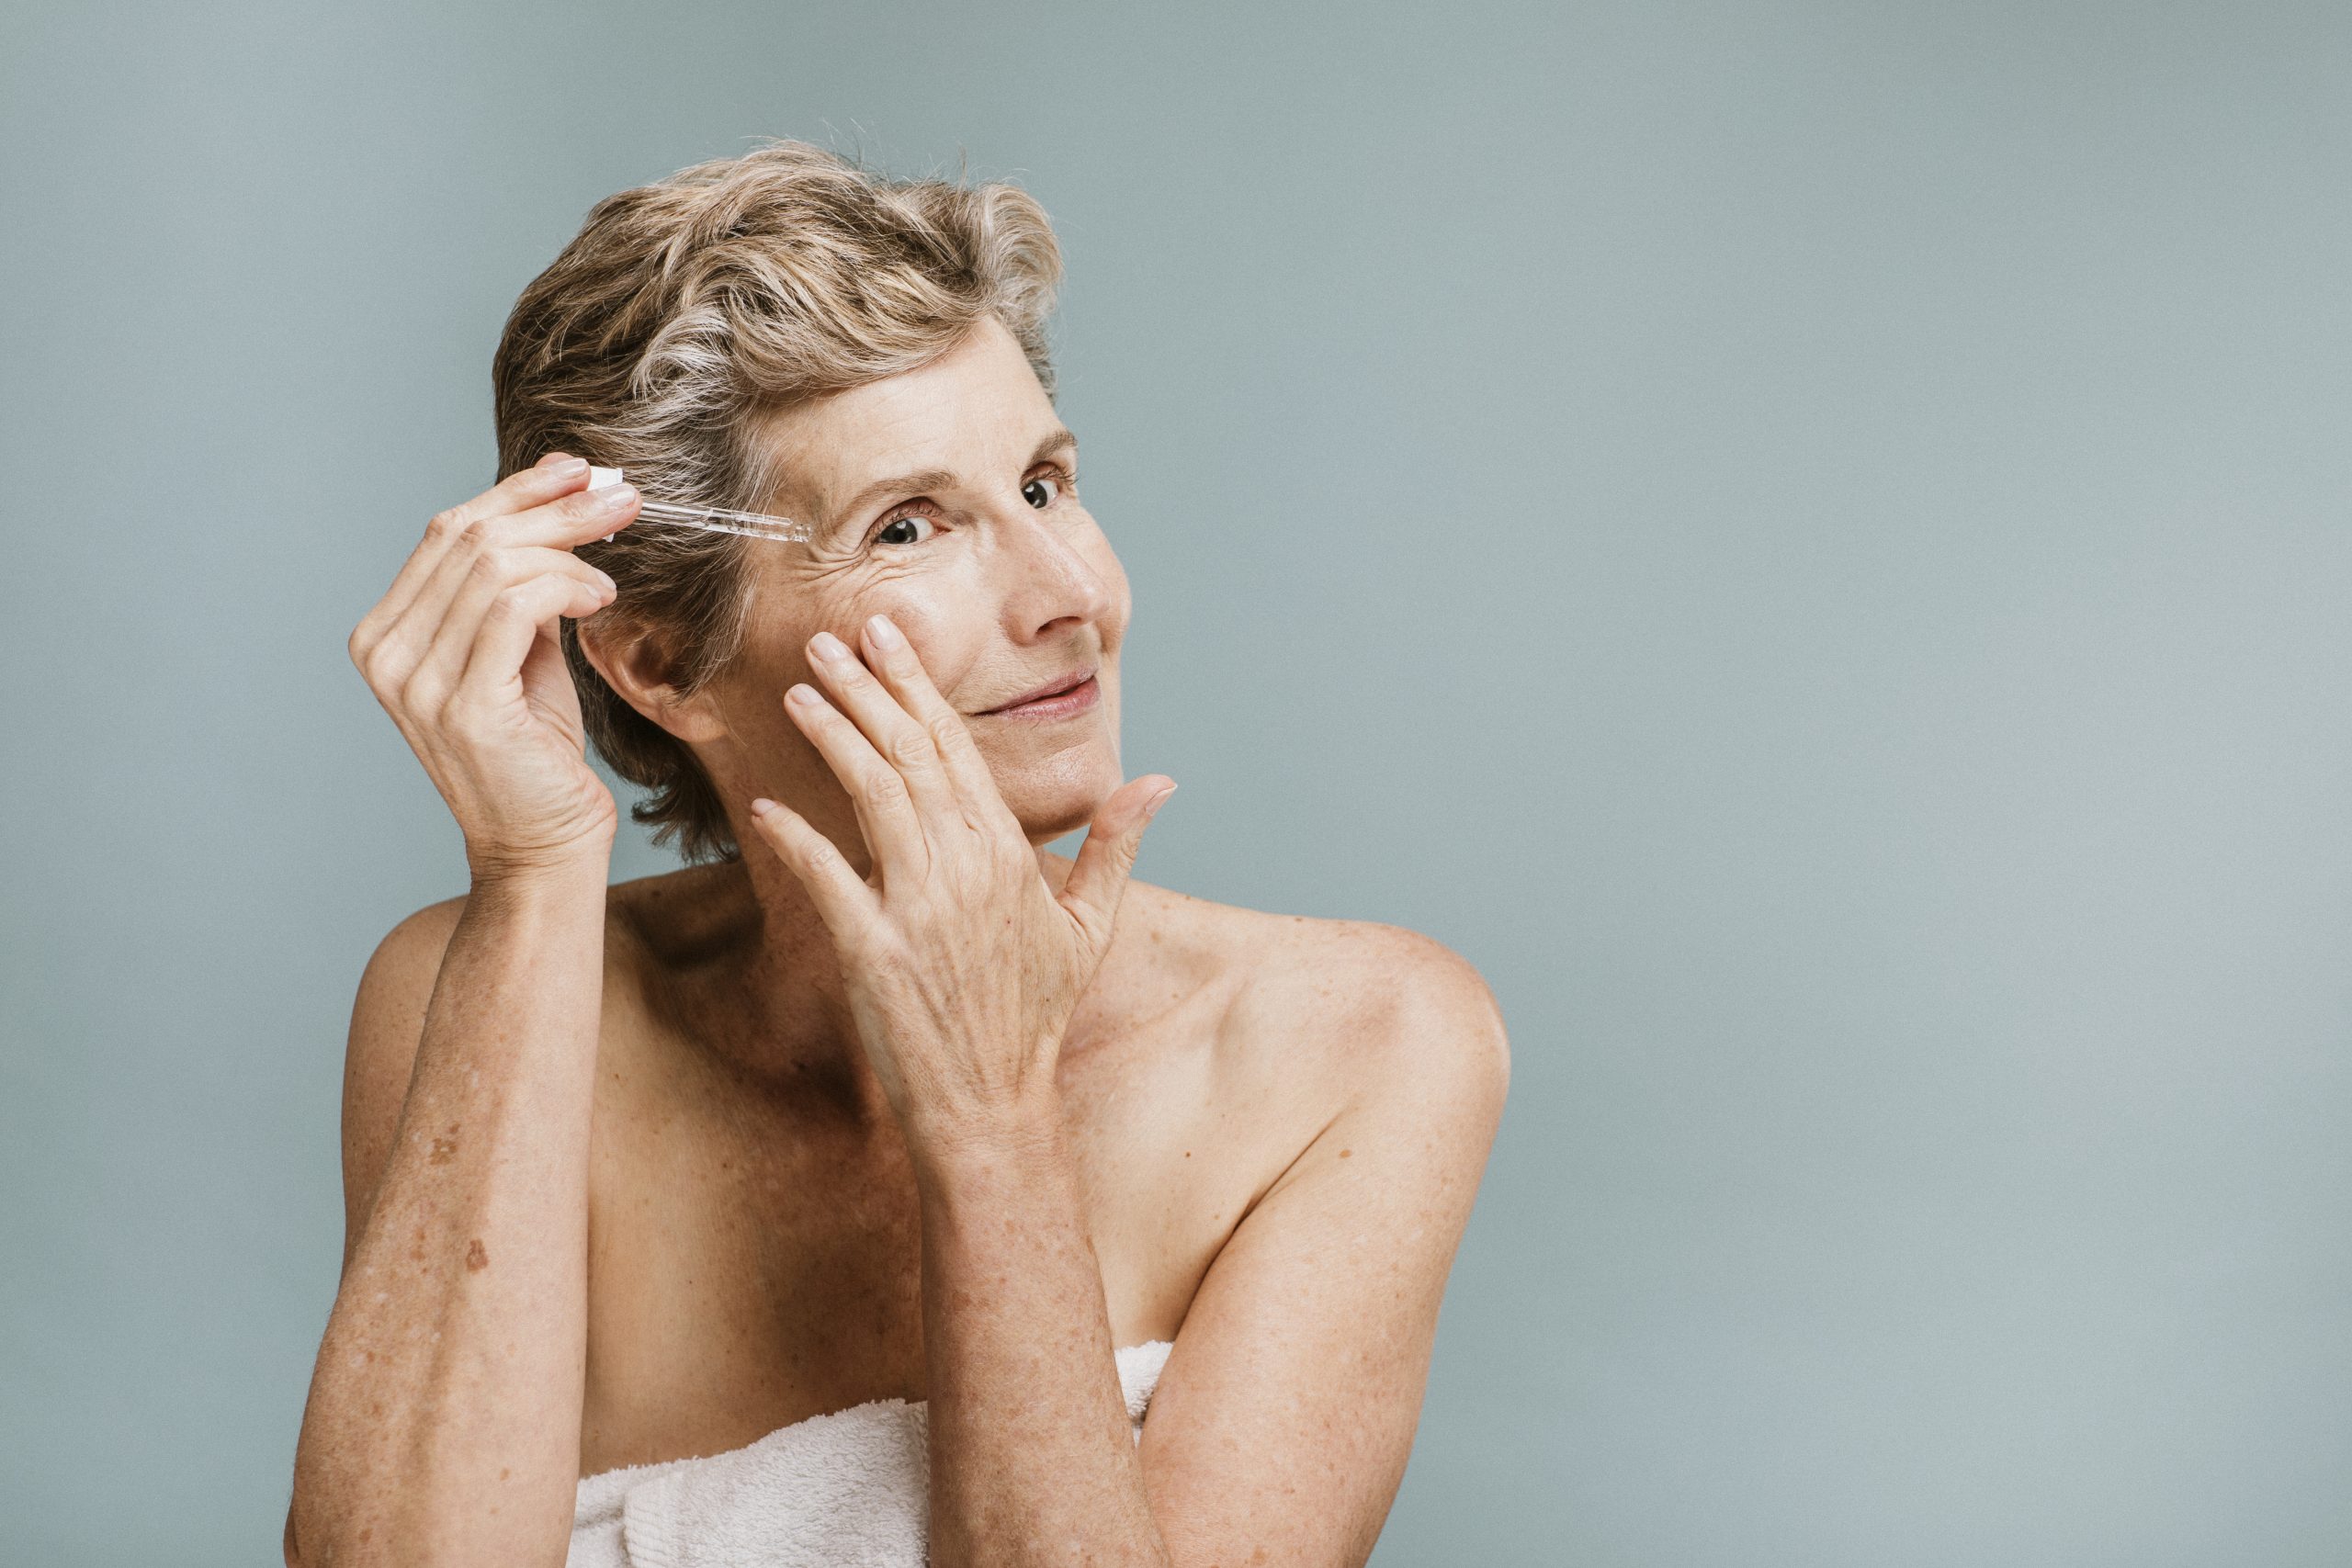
[583,312,1137,875]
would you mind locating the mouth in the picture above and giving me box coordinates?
[978,667,1100,718]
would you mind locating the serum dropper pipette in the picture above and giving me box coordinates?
[584,466,811,544]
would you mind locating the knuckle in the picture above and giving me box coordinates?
[486,584,539,624]
[467,547,507,584]
[886,729,934,771]
[359,638,408,691]
[863,769,910,807]
[424,507,462,542]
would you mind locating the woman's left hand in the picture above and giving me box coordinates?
[745,613,1176,1142]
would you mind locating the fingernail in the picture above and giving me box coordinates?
[809,630,848,662]
[788,682,821,706]
[547,456,588,479]
[750,797,777,816]
[865,614,904,650]
[595,482,636,511]
[594,570,616,595]
[1146,783,1178,818]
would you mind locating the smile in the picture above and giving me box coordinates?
[978,671,1100,719]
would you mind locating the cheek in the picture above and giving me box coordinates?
[833,591,990,702]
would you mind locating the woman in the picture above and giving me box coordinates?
[286,141,1510,1567]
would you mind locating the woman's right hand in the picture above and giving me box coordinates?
[348,452,642,878]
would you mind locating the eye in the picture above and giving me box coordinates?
[871,511,937,547]
[1023,470,1064,510]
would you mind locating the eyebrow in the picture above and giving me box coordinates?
[820,427,1080,536]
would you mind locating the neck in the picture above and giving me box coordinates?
[676,834,1081,1102]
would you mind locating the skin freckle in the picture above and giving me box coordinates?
[1340,1148,1352,1158]
[466,1238,490,1272]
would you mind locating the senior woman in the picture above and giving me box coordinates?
[285,141,1509,1568]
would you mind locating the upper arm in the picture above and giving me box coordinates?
[1138,924,1510,1568]
[335,897,468,1279]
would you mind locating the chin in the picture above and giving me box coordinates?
[1000,750,1125,843]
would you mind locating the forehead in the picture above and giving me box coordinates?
[752,315,1054,512]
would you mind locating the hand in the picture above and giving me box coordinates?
[348,453,642,877]
[744,614,1176,1137]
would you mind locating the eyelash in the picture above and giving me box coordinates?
[865,463,1079,547]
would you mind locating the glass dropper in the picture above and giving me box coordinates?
[586,467,810,544]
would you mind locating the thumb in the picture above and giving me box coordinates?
[1057,775,1178,951]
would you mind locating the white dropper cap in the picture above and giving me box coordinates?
[587,466,624,541]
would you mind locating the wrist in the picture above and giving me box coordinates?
[904,1084,1066,1183]
[465,836,612,902]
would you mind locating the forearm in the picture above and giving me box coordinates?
[289,856,608,1565]
[914,1093,1172,1568]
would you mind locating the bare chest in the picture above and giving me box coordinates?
[571,980,1260,1478]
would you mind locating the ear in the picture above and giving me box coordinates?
[575,612,731,745]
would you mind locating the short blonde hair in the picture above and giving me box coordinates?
[492,141,1066,863]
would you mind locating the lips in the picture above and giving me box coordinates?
[981,667,1097,714]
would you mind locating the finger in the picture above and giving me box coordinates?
[369,491,628,692]
[405,552,613,713]
[784,682,933,886]
[441,452,603,534]
[854,614,1003,818]
[357,456,599,650]
[805,630,956,812]
[1058,776,1177,954]
[456,570,614,705]
[368,542,611,699]
[746,795,883,939]
[407,479,639,582]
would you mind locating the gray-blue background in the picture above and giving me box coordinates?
[4,3,2347,1562]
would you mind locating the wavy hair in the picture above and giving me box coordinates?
[491,140,1065,863]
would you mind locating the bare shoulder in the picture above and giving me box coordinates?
[335,893,474,1273]
[344,894,470,1122]
[1108,888,1510,1567]
[1122,877,1510,1133]
[345,863,671,1045]
[337,874,676,1269]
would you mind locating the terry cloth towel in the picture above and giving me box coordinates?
[567,1340,1174,1567]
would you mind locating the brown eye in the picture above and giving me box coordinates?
[1022,473,1061,510]
[873,513,935,547]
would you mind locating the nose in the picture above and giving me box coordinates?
[992,498,1111,644]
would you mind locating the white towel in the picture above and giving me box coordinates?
[569,1340,1174,1568]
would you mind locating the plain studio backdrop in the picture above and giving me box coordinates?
[4,3,2348,1562]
